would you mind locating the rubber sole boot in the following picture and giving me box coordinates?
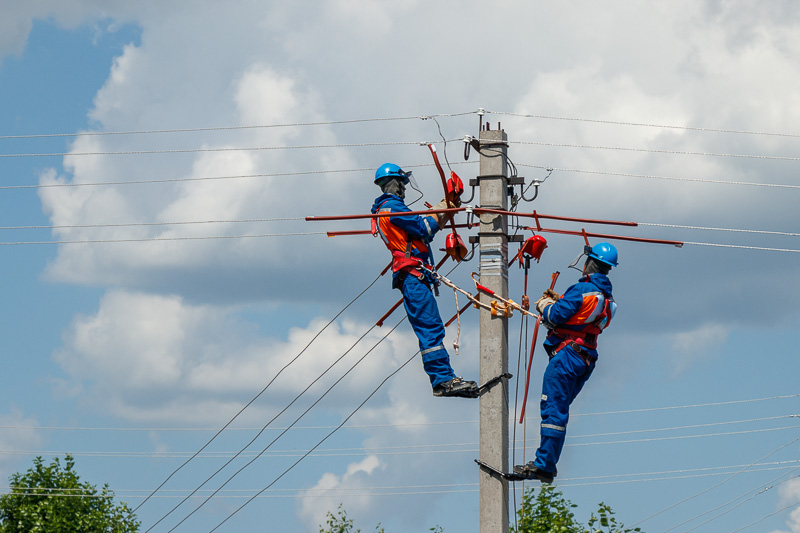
[512,462,556,484]
[432,377,478,398]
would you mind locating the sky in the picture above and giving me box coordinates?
[1,1,799,532]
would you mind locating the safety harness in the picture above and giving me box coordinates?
[371,200,434,278]
[548,286,615,362]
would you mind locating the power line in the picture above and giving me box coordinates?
[0,139,461,159]
[3,394,795,433]
[669,471,800,533]
[204,348,419,533]
[0,217,304,231]
[131,268,385,514]
[513,140,800,162]
[630,434,800,528]
[145,318,402,531]
[488,110,800,139]
[159,319,409,533]
[6,416,795,458]
[518,163,800,190]
[8,462,800,500]
[0,111,479,140]
[639,222,800,237]
[0,232,328,246]
[728,498,800,533]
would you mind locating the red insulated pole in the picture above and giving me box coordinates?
[519,270,560,424]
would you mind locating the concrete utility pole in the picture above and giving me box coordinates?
[477,126,510,533]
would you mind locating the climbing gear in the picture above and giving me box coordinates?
[374,163,415,186]
[371,199,434,275]
[475,459,556,483]
[548,292,616,351]
[512,462,556,484]
[432,376,478,397]
[469,273,537,319]
[587,242,619,267]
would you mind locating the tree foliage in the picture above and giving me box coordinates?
[513,485,642,533]
[0,455,139,533]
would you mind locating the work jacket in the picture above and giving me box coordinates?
[371,193,440,284]
[541,273,616,358]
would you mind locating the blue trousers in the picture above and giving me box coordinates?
[534,345,595,473]
[399,274,456,387]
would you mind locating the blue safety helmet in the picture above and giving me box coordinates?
[374,163,412,185]
[585,242,619,267]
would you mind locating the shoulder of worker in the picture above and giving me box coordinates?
[581,273,613,297]
[371,193,407,214]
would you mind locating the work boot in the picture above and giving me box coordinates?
[512,462,556,484]
[432,377,478,398]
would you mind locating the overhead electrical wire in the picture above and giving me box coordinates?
[2,394,796,433]
[518,163,800,190]
[629,434,800,528]
[0,161,477,190]
[3,108,799,141]
[0,139,462,159]
[203,349,418,533]
[0,111,479,140]
[7,217,799,238]
[8,461,800,501]
[158,319,410,533]
[727,498,800,533]
[131,268,386,514]
[4,425,798,460]
[145,317,406,532]
[664,470,800,533]
[513,140,800,162]
[488,110,800,139]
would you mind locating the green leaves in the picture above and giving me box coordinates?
[513,486,642,533]
[0,455,140,533]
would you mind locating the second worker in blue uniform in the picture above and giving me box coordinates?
[514,243,619,483]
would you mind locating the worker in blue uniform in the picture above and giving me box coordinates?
[514,243,618,483]
[371,163,478,398]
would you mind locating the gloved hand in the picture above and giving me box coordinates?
[542,289,560,300]
[430,199,450,228]
[446,173,464,207]
[536,297,555,313]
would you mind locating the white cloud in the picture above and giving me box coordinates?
[298,455,382,531]
[0,410,44,482]
[52,289,416,423]
[772,478,800,533]
[667,324,729,376]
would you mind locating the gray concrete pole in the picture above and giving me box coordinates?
[478,127,509,533]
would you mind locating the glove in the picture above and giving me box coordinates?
[446,173,464,207]
[542,289,560,300]
[430,199,450,228]
[536,297,555,313]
